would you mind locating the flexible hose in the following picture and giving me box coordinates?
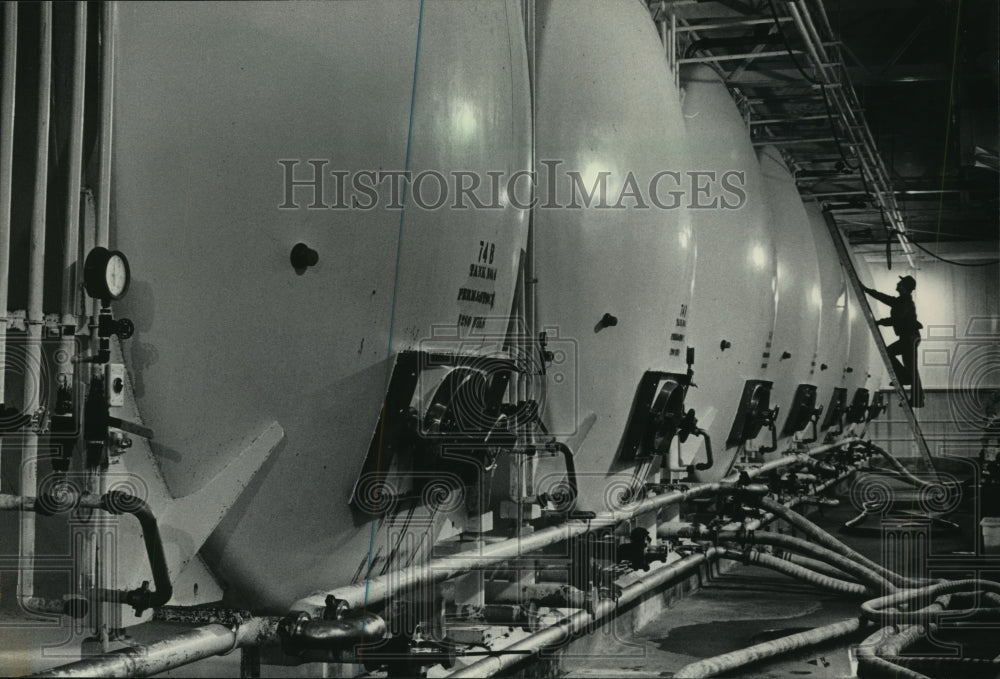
[861,579,1000,625]
[661,524,892,592]
[752,496,931,588]
[718,549,870,596]
[855,594,951,679]
[672,617,867,678]
[729,529,892,593]
[780,552,862,584]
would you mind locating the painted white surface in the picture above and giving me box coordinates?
[533,0,694,510]
[680,65,778,480]
[112,0,531,608]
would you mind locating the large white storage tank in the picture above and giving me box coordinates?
[532,0,695,512]
[111,0,532,609]
[679,65,778,481]
[757,146,824,445]
[806,202,852,428]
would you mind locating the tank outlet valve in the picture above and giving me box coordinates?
[290,243,320,271]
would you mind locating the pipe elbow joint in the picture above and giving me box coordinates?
[278,610,387,656]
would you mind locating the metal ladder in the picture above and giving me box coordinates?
[822,210,933,467]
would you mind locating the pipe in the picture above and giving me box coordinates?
[660,525,891,592]
[751,495,930,589]
[672,617,867,678]
[277,611,386,655]
[0,0,16,505]
[292,440,855,615]
[718,549,869,596]
[20,0,54,604]
[0,491,172,615]
[29,616,279,678]
[52,2,88,469]
[855,594,951,679]
[96,2,115,250]
[89,1,117,645]
[549,441,578,507]
[446,549,723,678]
[861,579,1000,625]
[781,552,860,583]
[61,2,87,328]
[486,581,589,608]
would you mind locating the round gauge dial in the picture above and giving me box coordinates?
[105,253,129,298]
[84,247,132,301]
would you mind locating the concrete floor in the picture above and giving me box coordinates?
[563,464,998,679]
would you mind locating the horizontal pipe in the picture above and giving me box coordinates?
[293,441,855,615]
[278,611,386,655]
[29,617,279,678]
[674,17,793,32]
[447,548,723,678]
[677,48,807,64]
[486,581,589,608]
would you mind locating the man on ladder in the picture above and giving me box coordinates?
[861,275,925,408]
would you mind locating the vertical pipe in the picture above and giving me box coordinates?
[58,2,96,646]
[21,0,54,603]
[671,13,677,88]
[93,2,119,647]
[0,1,18,492]
[61,3,86,330]
[96,2,114,252]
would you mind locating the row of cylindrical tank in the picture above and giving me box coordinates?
[4,0,884,614]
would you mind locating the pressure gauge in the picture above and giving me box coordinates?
[84,247,131,301]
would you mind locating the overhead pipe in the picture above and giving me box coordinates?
[291,440,856,616]
[783,0,916,266]
[20,0,54,604]
[0,0,16,487]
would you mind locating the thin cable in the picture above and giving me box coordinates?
[904,237,999,267]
